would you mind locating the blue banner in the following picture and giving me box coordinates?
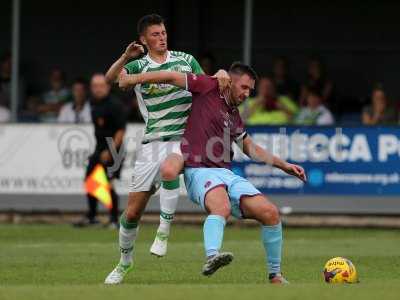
[232,126,400,195]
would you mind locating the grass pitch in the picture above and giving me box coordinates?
[0,224,399,300]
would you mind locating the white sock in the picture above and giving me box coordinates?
[158,179,180,236]
[119,215,138,266]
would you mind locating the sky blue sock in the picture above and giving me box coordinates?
[261,222,282,275]
[203,215,226,258]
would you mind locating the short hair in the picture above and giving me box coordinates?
[372,82,384,93]
[50,67,66,81]
[307,87,322,98]
[273,56,289,67]
[137,14,164,35]
[72,77,88,86]
[229,61,258,81]
[258,75,273,82]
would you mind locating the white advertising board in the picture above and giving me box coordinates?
[0,124,188,195]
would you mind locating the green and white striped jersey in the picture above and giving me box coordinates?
[124,50,203,143]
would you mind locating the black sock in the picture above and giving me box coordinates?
[87,194,98,221]
[110,189,119,223]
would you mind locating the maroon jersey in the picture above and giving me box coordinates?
[181,73,247,169]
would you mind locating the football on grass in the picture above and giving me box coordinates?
[323,257,359,283]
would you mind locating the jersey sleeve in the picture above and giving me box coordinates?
[124,60,140,75]
[185,73,217,94]
[172,51,204,74]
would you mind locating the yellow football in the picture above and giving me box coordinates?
[323,257,359,284]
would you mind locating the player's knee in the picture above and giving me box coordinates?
[125,207,141,222]
[160,162,179,181]
[209,202,231,219]
[260,201,280,225]
[215,209,230,220]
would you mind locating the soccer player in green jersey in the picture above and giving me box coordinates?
[104,14,229,284]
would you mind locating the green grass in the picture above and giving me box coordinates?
[0,224,399,300]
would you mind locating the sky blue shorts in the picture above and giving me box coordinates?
[184,168,262,219]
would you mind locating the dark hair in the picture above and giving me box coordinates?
[372,82,384,92]
[73,77,88,86]
[307,87,322,98]
[258,75,273,82]
[50,67,66,81]
[308,55,326,78]
[273,56,289,67]
[137,14,164,35]
[229,61,258,81]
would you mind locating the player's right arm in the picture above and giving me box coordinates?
[105,42,144,84]
[119,71,187,90]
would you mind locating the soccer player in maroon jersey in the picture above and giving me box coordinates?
[119,62,306,284]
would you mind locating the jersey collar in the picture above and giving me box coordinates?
[145,50,170,66]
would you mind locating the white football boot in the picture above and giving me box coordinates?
[104,262,132,284]
[150,232,168,257]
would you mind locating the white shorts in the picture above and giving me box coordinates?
[129,141,182,192]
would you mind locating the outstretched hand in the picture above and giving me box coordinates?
[283,163,307,182]
[124,41,145,59]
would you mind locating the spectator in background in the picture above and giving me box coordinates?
[0,105,10,122]
[295,88,334,125]
[299,56,334,107]
[58,78,91,123]
[241,76,298,125]
[0,68,10,119]
[0,52,26,121]
[362,86,397,125]
[0,52,14,121]
[271,56,299,100]
[37,67,71,122]
[0,52,11,109]
[199,53,216,75]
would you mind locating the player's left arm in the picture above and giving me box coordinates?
[241,135,307,182]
